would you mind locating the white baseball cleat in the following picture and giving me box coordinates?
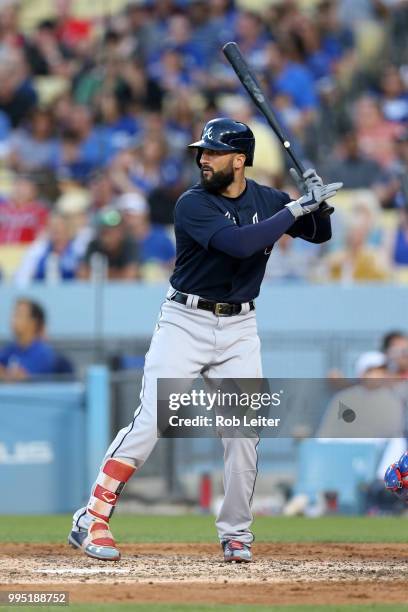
[68,519,120,561]
[222,540,252,562]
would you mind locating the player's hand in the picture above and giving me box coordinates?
[303,168,323,190]
[289,168,323,195]
[285,181,343,219]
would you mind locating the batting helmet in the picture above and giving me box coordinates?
[188,118,255,167]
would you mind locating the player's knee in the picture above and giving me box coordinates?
[223,437,258,466]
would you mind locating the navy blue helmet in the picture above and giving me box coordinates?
[188,118,255,167]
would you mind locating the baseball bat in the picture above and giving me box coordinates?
[222,41,334,216]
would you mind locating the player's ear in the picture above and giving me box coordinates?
[233,153,245,170]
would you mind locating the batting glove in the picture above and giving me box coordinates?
[289,168,323,195]
[285,181,343,219]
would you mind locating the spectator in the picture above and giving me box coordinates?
[303,78,350,164]
[319,215,390,283]
[0,109,11,155]
[0,0,25,52]
[88,171,116,212]
[318,351,403,438]
[54,0,93,52]
[24,19,75,78]
[322,130,400,209]
[14,208,90,285]
[123,1,157,63]
[382,331,408,379]
[0,51,37,127]
[7,107,58,173]
[0,176,48,244]
[387,0,408,66]
[116,192,175,280]
[389,130,408,208]
[354,95,404,169]
[112,132,182,197]
[54,189,92,247]
[67,104,112,168]
[95,92,141,157]
[384,209,408,269]
[322,130,392,192]
[235,11,270,71]
[187,0,222,68]
[78,207,139,280]
[315,0,356,70]
[266,38,319,117]
[265,233,321,282]
[0,299,60,380]
[52,91,75,132]
[148,46,193,94]
[163,90,195,155]
[378,64,408,124]
[164,14,204,73]
[52,129,95,184]
[117,58,164,112]
[393,129,408,176]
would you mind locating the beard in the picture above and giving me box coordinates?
[200,165,234,193]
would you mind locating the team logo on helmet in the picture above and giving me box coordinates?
[204,126,216,141]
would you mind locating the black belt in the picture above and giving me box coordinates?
[169,291,255,317]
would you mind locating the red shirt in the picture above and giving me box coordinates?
[0,200,49,244]
[357,122,404,168]
[57,18,92,48]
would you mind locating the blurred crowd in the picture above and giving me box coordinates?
[0,0,407,284]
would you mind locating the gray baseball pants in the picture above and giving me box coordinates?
[74,287,262,544]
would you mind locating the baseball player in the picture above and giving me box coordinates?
[385,451,408,500]
[69,118,342,563]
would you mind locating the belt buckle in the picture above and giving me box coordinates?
[215,303,230,317]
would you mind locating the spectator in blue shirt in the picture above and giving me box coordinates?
[14,211,90,285]
[116,192,175,280]
[316,0,355,66]
[268,39,319,112]
[235,11,271,71]
[187,0,223,68]
[0,299,58,380]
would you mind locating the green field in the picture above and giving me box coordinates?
[1,515,407,612]
[0,514,405,544]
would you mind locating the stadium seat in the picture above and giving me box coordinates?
[0,244,29,280]
[34,76,70,106]
[73,0,129,18]
[20,0,54,32]
[0,170,15,197]
[20,0,130,31]
[355,21,385,68]
[378,209,399,232]
[394,266,408,284]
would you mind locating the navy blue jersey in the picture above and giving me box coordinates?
[170,179,326,302]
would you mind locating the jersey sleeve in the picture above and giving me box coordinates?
[175,193,235,249]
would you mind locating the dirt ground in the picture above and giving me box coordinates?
[1,542,408,606]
